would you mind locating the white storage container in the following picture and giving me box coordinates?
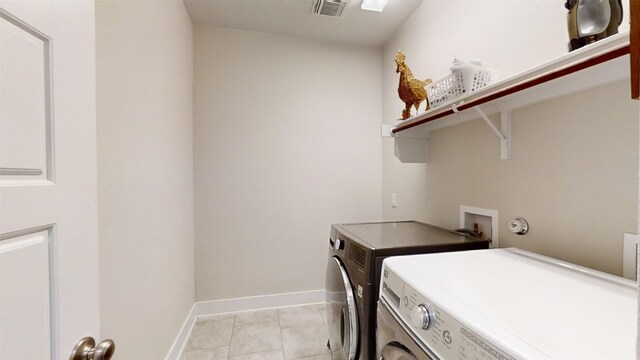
[427,64,501,108]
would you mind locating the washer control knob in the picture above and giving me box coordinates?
[410,304,431,330]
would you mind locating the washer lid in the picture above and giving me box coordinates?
[383,248,637,360]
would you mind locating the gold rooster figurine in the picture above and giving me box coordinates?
[395,51,432,119]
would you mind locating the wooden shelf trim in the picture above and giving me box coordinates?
[631,0,639,99]
[393,44,631,134]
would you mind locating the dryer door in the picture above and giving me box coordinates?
[326,257,359,360]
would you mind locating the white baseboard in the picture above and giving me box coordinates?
[164,302,197,360]
[165,289,325,359]
[193,289,325,317]
[623,233,638,280]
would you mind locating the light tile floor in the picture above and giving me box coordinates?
[180,304,330,360]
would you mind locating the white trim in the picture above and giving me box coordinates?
[0,9,54,183]
[623,233,638,280]
[164,303,197,360]
[0,233,45,253]
[164,289,325,360]
[193,289,325,317]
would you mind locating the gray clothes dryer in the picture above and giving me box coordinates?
[325,221,488,360]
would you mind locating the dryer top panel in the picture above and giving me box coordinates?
[333,221,487,253]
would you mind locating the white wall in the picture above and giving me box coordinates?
[382,0,637,275]
[194,26,382,301]
[96,1,194,358]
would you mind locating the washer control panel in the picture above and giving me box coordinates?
[409,304,431,330]
[382,267,516,360]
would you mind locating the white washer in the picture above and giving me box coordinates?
[377,248,637,360]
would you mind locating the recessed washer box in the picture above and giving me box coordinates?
[460,205,499,248]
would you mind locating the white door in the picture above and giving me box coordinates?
[0,1,101,359]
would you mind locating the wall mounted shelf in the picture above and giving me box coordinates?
[384,32,631,163]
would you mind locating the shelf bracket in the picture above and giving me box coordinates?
[380,124,394,138]
[474,106,510,160]
[424,131,430,163]
[499,108,511,160]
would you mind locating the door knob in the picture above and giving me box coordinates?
[70,337,115,360]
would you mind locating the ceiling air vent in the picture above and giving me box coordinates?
[311,0,348,17]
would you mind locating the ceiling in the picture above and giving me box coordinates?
[183,0,423,47]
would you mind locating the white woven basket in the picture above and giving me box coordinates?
[426,64,501,108]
